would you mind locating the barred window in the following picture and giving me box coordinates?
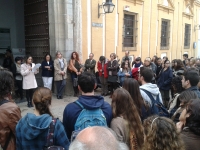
[123,14,137,48]
[160,19,170,50]
[184,24,191,49]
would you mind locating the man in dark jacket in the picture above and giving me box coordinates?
[63,72,112,139]
[182,69,200,98]
[84,53,96,75]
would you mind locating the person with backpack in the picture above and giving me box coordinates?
[138,67,169,117]
[63,72,112,140]
[16,87,69,150]
[0,68,21,150]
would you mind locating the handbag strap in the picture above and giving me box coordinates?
[45,118,57,148]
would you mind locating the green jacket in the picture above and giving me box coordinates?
[84,59,96,74]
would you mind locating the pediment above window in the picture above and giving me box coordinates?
[125,0,144,5]
[158,0,174,13]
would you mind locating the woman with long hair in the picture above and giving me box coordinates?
[54,51,67,99]
[151,55,158,65]
[189,58,196,68]
[69,51,82,97]
[111,88,144,150]
[168,76,184,119]
[123,78,150,121]
[21,55,39,107]
[41,54,54,90]
[0,68,21,150]
[157,60,173,107]
[16,87,70,150]
[143,115,184,150]
[173,59,185,77]
[118,62,132,86]
[177,99,200,150]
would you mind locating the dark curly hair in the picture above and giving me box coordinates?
[143,115,184,150]
[32,87,53,116]
[0,68,14,100]
[186,99,200,135]
[171,76,184,94]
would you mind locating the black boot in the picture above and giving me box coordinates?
[27,101,31,108]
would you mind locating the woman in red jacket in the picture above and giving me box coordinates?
[97,56,109,96]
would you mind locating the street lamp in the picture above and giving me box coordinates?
[98,0,115,18]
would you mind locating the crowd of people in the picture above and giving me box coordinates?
[1,49,200,150]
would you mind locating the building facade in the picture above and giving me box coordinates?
[81,0,200,62]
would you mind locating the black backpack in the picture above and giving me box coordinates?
[140,89,169,117]
[44,118,65,150]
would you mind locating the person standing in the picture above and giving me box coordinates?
[84,53,96,75]
[97,56,109,96]
[0,68,21,150]
[183,53,188,67]
[157,60,173,107]
[12,57,23,100]
[143,57,157,83]
[54,51,67,99]
[182,69,200,98]
[107,53,119,97]
[3,49,14,71]
[69,52,82,97]
[41,54,54,90]
[21,55,39,107]
[121,50,133,64]
[117,62,131,86]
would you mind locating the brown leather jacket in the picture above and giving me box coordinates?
[0,101,21,150]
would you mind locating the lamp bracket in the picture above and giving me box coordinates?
[98,3,105,18]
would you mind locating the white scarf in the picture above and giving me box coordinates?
[58,58,64,68]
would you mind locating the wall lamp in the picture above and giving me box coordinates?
[98,0,115,18]
[194,25,200,31]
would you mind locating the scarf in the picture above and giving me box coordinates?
[135,62,142,68]
[58,58,64,69]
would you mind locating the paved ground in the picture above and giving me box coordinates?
[17,89,112,121]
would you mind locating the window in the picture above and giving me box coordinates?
[184,24,191,49]
[160,19,170,50]
[123,13,137,49]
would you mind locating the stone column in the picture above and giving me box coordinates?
[73,0,83,60]
[48,0,74,96]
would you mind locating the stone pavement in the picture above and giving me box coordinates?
[17,89,112,121]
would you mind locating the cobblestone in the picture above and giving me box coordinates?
[17,89,112,121]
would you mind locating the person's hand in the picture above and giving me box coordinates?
[29,67,32,71]
[100,69,102,72]
[176,121,184,133]
[36,68,39,71]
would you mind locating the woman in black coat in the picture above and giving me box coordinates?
[41,54,54,90]
[107,53,119,97]
[157,59,173,107]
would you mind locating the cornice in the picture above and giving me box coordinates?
[157,4,174,13]
[183,12,193,19]
[125,0,144,5]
